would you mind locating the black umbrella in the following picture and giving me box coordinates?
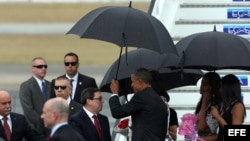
[99,48,203,96]
[176,28,250,71]
[66,2,177,54]
[176,27,250,105]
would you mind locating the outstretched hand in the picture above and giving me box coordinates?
[110,79,119,94]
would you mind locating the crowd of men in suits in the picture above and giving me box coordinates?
[0,52,169,141]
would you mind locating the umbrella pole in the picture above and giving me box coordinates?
[115,47,130,102]
[211,70,216,106]
[115,47,123,79]
[180,51,185,83]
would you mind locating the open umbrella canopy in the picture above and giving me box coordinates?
[158,68,203,91]
[176,30,250,71]
[99,48,203,95]
[100,48,179,83]
[100,68,203,96]
[66,2,177,54]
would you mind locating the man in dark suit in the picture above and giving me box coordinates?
[69,87,111,141]
[41,97,86,141]
[0,90,46,141]
[54,76,82,117]
[19,57,51,136]
[109,68,168,141]
[50,52,97,103]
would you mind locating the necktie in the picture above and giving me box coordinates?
[93,115,102,139]
[48,134,51,140]
[42,81,47,100]
[70,79,74,87]
[70,79,75,99]
[2,117,11,141]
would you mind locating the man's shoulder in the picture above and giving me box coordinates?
[45,79,51,84]
[70,100,82,107]
[98,113,109,120]
[51,74,65,81]
[10,112,25,119]
[20,77,35,85]
[78,73,95,80]
[70,109,83,119]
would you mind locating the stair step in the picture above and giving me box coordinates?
[175,19,250,24]
[172,36,250,44]
[180,3,250,8]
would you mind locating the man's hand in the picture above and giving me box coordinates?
[110,79,119,94]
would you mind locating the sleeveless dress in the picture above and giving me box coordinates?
[198,103,219,137]
[217,100,243,141]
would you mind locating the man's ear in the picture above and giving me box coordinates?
[86,99,91,104]
[138,78,143,84]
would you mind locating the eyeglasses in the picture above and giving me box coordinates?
[54,85,67,90]
[92,97,103,101]
[64,62,77,66]
[33,65,48,69]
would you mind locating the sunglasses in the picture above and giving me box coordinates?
[64,62,77,66]
[54,85,67,90]
[33,65,48,69]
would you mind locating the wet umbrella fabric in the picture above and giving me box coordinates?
[176,30,250,71]
[99,48,203,96]
[66,4,177,54]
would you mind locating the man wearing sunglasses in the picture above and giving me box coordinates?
[50,52,98,104]
[54,76,82,117]
[19,57,51,137]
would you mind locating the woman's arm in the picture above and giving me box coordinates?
[197,91,210,132]
[210,106,227,128]
[169,125,177,141]
[231,102,245,124]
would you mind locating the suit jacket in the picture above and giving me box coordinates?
[109,87,168,141]
[0,113,46,141]
[50,73,97,103]
[68,100,82,117]
[49,124,86,141]
[69,109,111,141]
[19,76,51,136]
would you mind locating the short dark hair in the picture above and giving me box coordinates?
[64,52,79,63]
[132,68,152,84]
[150,70,169,101]
[80,87,100,105]
[55,76,71,87]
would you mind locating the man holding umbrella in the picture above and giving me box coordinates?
[109,68,168,141]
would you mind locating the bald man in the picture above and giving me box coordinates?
[41,97,86,141]
[0,90,46,141]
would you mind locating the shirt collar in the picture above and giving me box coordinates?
[50,122,68,136]
[66,73,78,81]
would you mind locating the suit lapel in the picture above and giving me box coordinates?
[0,119,6,140]
[81,110,98,134]
[30,77,44,100]
[10,113,18,139]
[69,100,76,115]
[74,75,83,101]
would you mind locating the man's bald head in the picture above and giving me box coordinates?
[41,97,69,129]
[0,90,12,116]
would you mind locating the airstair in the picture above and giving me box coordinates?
[150,0,250,140]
